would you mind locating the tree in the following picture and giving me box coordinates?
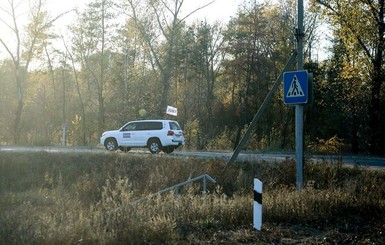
[313,0,385,153]
[173,21,225,148]
[113,17,163,122]
[307,39,368,153]
[193,21,225,137]
[0,0,64,143]
[124,0,214,116]
[221,2,294,149]
[59,37,87,145]
[0,60,17,142]
[70,0,118,136]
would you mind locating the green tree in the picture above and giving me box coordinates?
[313,0,385,153]
[307,38,370,153]
[172,21,225,148]
[221,2,294,149]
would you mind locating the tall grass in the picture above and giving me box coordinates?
[0,151,384,244]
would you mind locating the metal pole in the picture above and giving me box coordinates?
[296,0,304,190]
[203,175,207,193]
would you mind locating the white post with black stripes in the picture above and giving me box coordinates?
[253,178,262,231]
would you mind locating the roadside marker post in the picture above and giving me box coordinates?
[253,178,262,231]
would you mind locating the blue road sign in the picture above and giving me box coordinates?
[283,70,308,105]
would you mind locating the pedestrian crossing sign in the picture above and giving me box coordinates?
[283,70,308,105]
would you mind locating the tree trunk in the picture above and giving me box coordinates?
[13,97,23,144]
[13,67,24,144]
[98,89,105,135]
[351,112,359,153]
[368,68,383,154]
[368,0,385,154]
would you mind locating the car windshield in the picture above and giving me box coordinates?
[169,122,181,130]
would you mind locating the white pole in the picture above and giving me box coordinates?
[253,178,262,231]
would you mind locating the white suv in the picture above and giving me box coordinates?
[100,120,185,154]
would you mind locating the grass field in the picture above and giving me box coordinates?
[0,151,384,244]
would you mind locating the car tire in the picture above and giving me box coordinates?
[148,139,161,154]
[105,138,118,151]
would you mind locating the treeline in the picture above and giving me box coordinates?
[0,0,384,154]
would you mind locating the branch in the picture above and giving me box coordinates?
[178,0,215,24]
[0,38,17,63]
[47,10,73,27]
[127,0,165,75]
[149,1,168,39]
[360,0,380,23]
[0,0,20,64]
[317,0,373,59]
[0,4,16,31]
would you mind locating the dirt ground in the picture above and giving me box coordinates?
[186,220,385,244]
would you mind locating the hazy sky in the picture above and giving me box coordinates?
[48,0,242,26]
[0,0,241,59]
[1,0,328,60]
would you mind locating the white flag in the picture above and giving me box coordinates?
[166,106,178,116]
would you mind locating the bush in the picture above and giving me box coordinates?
[0,151,384,244]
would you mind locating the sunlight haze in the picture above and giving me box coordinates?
[49,0,240,27]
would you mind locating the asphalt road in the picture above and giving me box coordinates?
[0,145,384,168]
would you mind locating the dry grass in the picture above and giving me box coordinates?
[0,151,384,244]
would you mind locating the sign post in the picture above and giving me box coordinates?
[283,0,306,190]
[296,0,305,190]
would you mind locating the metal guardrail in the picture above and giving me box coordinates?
[130,174,217,205]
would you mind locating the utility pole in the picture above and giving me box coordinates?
[296,0,304,190]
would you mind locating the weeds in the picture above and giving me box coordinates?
[0,151,384,244]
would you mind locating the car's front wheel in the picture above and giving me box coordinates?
[105,138,118,151]
[148,139,161,154]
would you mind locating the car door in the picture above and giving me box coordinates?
[133,121,163,146]
[120,122,141,146]
[134,121,162,146]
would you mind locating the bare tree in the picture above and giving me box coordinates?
[61,37,87,145]
[124,0,214,115]
[70,0,117,135]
